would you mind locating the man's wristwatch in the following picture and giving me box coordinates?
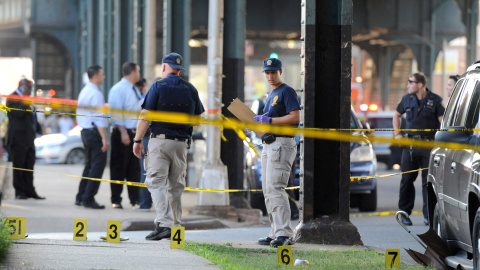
[133,139,142,143]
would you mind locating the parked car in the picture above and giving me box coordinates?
[35,125,86,164]
[360,110,404,170]
[245,107,378,213]
[427,61,480,269]
[349,108,378,212]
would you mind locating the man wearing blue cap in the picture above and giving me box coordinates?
[133,52,204,240]
[254,57,300,248]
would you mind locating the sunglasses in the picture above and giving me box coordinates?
[408,79,419,84]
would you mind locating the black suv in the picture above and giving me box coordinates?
[427,61,480,268]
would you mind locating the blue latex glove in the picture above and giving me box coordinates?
[254,114,271,124]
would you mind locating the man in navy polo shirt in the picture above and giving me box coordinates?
[254,57,300,248]
[133,52,204,240]
[393,72,444,226]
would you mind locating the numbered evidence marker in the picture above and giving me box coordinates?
[73,219,87,241]
[170,226,185,249]
[106,220,121,243]
[385,248,400,268]
[277,245,293,266]
[6,217,26,239]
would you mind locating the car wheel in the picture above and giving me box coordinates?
[350,194,359,208]
[66,148,86,164]
[432,203,444,238]
[358,186,377,212]
[473,209,480,269]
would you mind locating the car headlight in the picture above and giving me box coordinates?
[351,144,375,162]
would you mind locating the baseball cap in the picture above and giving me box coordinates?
[262,58,282,72]
[162,52,185,70]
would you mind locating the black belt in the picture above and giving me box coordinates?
[151,133,188,142]
[262,134,294,144]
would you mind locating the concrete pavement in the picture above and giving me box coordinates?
[0,162,414,269]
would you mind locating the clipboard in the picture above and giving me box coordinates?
[227,98,265,137]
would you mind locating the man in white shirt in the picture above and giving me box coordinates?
[75,65,109,209]
[108,62,142,209]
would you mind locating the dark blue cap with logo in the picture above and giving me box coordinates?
[262,58,282,72]
[162,52,185,70]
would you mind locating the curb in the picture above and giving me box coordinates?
[122,215,228,231]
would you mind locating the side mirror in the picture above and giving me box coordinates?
[435,127,474,145]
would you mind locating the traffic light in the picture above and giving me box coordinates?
[269,52,279,59]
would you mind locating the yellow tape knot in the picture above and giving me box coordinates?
[0,104,11,114]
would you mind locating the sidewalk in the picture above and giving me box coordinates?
[0,163,376,269]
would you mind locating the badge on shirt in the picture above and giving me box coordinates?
[272,96,278,106]
[426,99,434,109]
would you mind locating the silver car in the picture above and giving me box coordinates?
[35,126,86,164]
[427,61,480,269]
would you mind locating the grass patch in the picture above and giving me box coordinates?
[0,217,13,259]
[184,242,428,269]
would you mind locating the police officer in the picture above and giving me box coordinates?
[254,58,300,248]
[133,52,205,240]
[393,72,444,226]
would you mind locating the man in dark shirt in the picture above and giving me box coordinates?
[393,72,445,226]
[6,78,44,200]
[133,53,204,240]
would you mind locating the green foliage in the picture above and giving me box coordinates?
[184,242,428,270]
[0,217,12,260]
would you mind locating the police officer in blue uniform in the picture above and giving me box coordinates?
[133,52,204,240]
[392,72,444,226]
[254,58,300,248]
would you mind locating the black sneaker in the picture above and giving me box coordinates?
[112,203,123,209]
[145,226,171,241]
[424,218,429,226]
[270,236,293,248]
[258,237,274,246]
[83,201,105,209]
[400,214,413,226]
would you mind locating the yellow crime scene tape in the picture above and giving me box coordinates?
[3,101,479,154]
[0,165,299,193]
[2,97,479,152]
[0,97,462,191]
[350,168,426,182]
[351,211,423,218]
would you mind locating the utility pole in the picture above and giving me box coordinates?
[197,0,229,206]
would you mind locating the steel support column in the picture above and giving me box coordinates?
[163,0,191,79]
[221,0,246,208]
[294,0,362,245]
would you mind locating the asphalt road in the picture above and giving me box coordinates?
[0,161,427,265]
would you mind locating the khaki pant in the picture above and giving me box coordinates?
[144,137,187,227]
[261,137,297,238]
